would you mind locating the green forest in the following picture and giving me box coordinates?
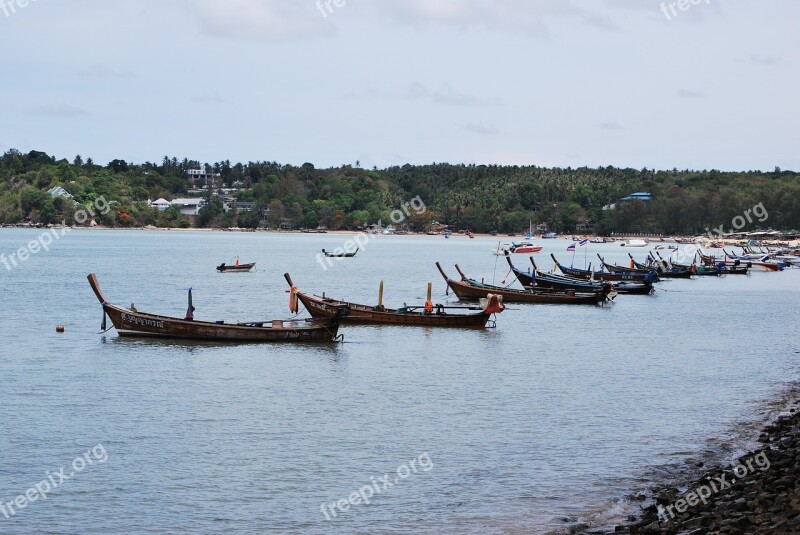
[1,149,798,235]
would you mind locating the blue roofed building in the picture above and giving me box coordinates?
[620,192,651,202]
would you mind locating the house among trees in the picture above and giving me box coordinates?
[620,192,651,202]
[47,186,78,207]
[603,192,651,211]
[187,168,220,189]
[149,198,206,216]
[150,198,171,212]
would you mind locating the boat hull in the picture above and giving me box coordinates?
[104,304,340,342]
[88,274,340,342]
[217,263,255,272]
[447,279,607,304]
[297,292,491,328]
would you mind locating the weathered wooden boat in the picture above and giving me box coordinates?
[552,254,659,283]
[544,256,654,294]
[696,265,722,276]
[599,254,691,279]
[216,262,255,273]
[628,252,692,273]
[505,254,607,291]
[697,250,751,274]
[507,255,654,295]
[284,274,503,328]
[435,263,613,304]
[723,249,783,271]
[651,252,698,277]
[88,273,344,342]
[597,254,657,275]
[322,248,359,258]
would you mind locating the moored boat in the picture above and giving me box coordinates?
[284,274,503,328]
[509,241,543,254]
[551,254,659,283]
[723,249,783,271]
[436,263,613,304]
[322,248,359,258]
[216,258,255,272]
[88,273,344,342]
[620,239,648,247]
[505,254,608,292]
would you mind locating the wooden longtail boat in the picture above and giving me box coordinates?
[551,254,659,283]
[322,248,359,258]
[723,250,783,272]
[435,263,612,304]
[697,250,751,274]
[541,255,653,294]
[598,254,692,279]
[216,262,256,273]
[628,252,692,273]
[696,265,722,276]
[88,273,344,342]
[652,252,698,276]
[504,254,608,292]
[284,274,503,328]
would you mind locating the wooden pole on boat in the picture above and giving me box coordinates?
[378,280,384,307]
[424,282,433,314]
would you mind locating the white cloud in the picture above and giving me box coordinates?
[185,0,334,42]
[190,93,229,104]
[677,89,705,98]
[77,64,133,78]
[26,105,90,118]
[463,123,499,135]
[406,82,501,106]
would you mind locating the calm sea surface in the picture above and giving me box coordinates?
[1,229,798,534]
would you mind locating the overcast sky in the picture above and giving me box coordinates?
[0,0,796,171]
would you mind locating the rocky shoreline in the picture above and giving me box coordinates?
[599,401,800,534]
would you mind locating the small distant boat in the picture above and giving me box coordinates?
[216,258,255,272]
[491,241,543,255]
[509,241,543,254]
[620,239,648,247]
[87,274,344,342]
[322,248,359,258]
[542,232,557,239]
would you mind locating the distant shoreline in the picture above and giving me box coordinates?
[1,225,797,246]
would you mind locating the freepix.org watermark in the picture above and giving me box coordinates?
[0,0,38,18]
[661,0,711,21]
[315,195,426,271]
[1,196,111,271]
[657,450,769,523]
[1,443,108,521]
[320,452,433,521]
[316,0,345,19]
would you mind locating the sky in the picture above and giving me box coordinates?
[0,0,797,171]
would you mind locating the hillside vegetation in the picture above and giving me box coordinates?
[1,149,798,235]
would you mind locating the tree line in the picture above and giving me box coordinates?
[1,149,798,235]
